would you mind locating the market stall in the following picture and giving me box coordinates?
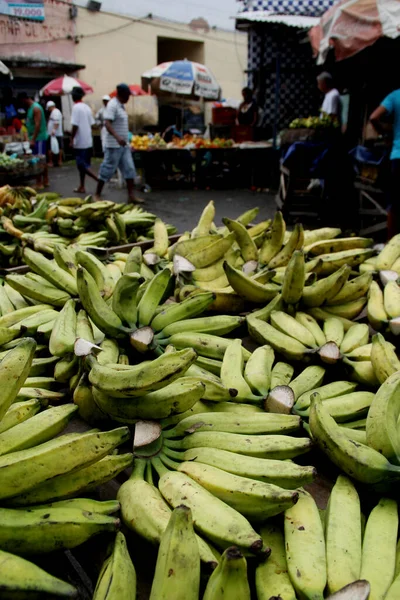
[130,134,273,189]
[0,186,398,599]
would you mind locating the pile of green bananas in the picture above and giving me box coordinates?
[0,337,133,598]
[289,113,340,129]
[0,187,177,267]
[3,197,400,597]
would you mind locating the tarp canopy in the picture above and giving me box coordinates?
[310,0,400,64]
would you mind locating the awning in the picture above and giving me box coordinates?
[236,10,320,28]
[310,0,400,63]
[1,56,85,72]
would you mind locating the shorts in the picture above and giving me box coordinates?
[75,148,92,171]
[56,136,64,151]
[32,140,47,156]
[99,146,136,182]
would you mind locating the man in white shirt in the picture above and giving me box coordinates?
[95,94,111,152]
[46,100,63,167]
[70,86,98,193]
[96,83,139,204]
[317,72,342,124]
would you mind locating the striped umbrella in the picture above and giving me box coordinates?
[40,75,94,97]
[142,60,221,100]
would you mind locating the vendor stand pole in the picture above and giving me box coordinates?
[272,50,281,151]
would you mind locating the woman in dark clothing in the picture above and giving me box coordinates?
[237,87,258,126]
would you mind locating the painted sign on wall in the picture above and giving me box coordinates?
[0,0,45,21]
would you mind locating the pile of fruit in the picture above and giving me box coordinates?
[1,194,400,598]
[130,133,167,150]
[289,114,340,129]
[0,153,24,172]
[169,134,235,150]
[0,188,176,268]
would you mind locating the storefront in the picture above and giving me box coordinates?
[236,0,336,144]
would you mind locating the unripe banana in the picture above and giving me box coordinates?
[340,323,369,354]
[324,316,345,346]
[0,548,77,598]
[192,200,215,237]
[8,453,133,506]
[370,332,400,384]
[281,249,305,305]
[77,267,126,338]
[175,459,299,520]
[0,505,120,554]
[0,427,130,501]
[164,431,313,460]
[259,210,286,265]
[244,345,274,396]
[117,459,218,567]
[384,280,400,318]
[326,272,373,306]
[268,223,304,269]
[367,280,388,330]
[247,315,308,362]
[302,264,350,307]
[49,299,77,357]
[223,217,258,262]
[88,348,196,397]
[295,311,326,347]
[220,338,257,401]
[366,370,400,464]
[309,394,400,484]
[285,488,326,600]
[203,547,251,600]
[0,338,36,421]
[289,365,325,401]
[326,475,362,594]
[256,523,296,600]
[271,311,317,348]
[167,446,316,489]
[149,505,200,600]
[93,532,136,600]
[0,404,78,456]
[137,268,171,327]
[360,498,398,600]
[0,399,41,434]
[154,460,264,554]
[376,233,400,270]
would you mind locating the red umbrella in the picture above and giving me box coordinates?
[40,75,94,97]
[109,84,148,98]
[310,0,400,64]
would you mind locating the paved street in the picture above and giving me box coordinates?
[48,163,277,232]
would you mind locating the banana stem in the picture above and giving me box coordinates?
[130,458,147,480]
[162,446,184,461]
[162,438,182,449]
[145,460,154,485]
[152,344,164,357]
[151,456,169,477]
[160,452,181,471]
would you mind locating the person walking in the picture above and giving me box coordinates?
[17,92,49,188]
[46,100,63,167]
[95,95,111,152]
[70,86,98,194]
[95,83,139,204]
[371,89,400,237]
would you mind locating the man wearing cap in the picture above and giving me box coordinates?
[95,95,111,152]
[46,101,63,167]
[70,86,98,194]
[95,83,139,204]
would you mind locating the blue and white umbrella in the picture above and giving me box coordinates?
[142,59,221,100]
